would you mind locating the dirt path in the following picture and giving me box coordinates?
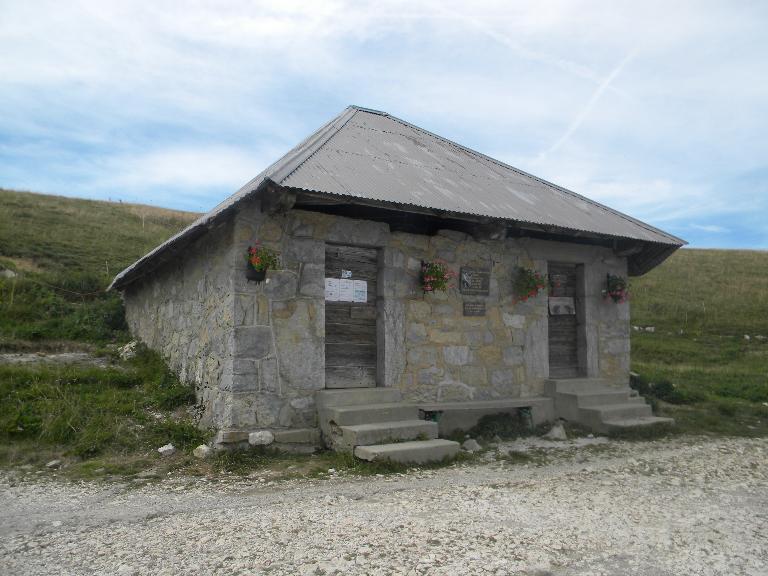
[1,436,766,575]
[0,352,112,368]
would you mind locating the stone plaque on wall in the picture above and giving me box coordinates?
[463,301,486,316]
[459,267,491,296]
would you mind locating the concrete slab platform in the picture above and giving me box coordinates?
[354,439,460,464]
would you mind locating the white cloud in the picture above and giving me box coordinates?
[689,224,728,233]
[101,146,270,190]
[1,0,767,245]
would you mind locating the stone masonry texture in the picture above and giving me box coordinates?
[123,196,631,439]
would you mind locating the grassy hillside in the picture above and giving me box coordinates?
[631,248,768,336]
[0,189,198,346]
[0,190,203,466]
[0,189,766,472]
[629,249,768,435]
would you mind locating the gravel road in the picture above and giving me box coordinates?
[1,436,766,575]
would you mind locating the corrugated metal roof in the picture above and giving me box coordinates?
[281,108,683,244]
[110,106,685,290]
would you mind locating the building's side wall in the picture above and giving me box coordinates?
[123,220,236,429]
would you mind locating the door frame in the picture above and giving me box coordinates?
[547,261,587,378]
[323,242,382,389]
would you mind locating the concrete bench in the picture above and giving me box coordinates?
[416,397,554,436]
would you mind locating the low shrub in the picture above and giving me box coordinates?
[468,411,539,440]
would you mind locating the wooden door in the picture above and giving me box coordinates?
[324,245,378,388]
[548,262,581,379]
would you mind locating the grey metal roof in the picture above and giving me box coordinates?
[110,106,685,290]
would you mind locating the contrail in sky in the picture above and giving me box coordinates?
[542,47,639,156]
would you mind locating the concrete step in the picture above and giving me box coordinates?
[559,389,633,407]
[354,439,460,465]
[339,420,438,448]
[326,403,419,426]
[315,388,402,409]
[582,402,653,421]
[602,416,675,432]
[545,378,618,395]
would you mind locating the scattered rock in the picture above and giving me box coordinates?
[644,326,655,333]
[45,459,62,469]
[0,436,765,575]
[118,341,139,361]
[542,422,568,441]
[744,334,751,341]
[462,438,482,452]
[0,268,17,279]
[248,430,275,446]
[193,445,212,459]
[157,444,176,457]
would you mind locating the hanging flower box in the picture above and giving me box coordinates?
[420,261,456,293]
[513,266,547,303]
[603,274,629,303]
[245,242,280,283]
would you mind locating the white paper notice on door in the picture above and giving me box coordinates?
[338,278,354,302]
[324,278,340,301]
[353,280,367,303]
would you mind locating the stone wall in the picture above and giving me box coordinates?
[123,220,236,429]
[231,202,630,411]
[383,231,630,401]
[227,198,326,434]
[123,198,630,437]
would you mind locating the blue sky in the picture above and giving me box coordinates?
[1,1,766,248]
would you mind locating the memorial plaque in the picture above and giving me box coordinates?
[463,301,486,317]
[459,267,491,296]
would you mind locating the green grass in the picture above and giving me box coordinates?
[0,188,197,347]
[630,248,768,437]
[630,248,768,336]
[0,345,207,460]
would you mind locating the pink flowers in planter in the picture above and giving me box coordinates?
[420,261,456,293]
[513,266,547,303]
[603,274,629,303]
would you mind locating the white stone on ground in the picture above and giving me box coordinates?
[542,421,567,441]
[462,438,482,452]
[192,445,211,459]
[118,341,138,361]
[1,437,765,576]
[157,444,176,457]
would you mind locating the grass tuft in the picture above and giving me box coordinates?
[0,345,208,459]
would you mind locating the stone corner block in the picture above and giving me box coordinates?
[263,271,299,299]
[234,326,274,359]
[215,430,249,444]
[272,428,321,445]
[248,430,275,446]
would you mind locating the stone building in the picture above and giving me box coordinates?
[110,106,685,462]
